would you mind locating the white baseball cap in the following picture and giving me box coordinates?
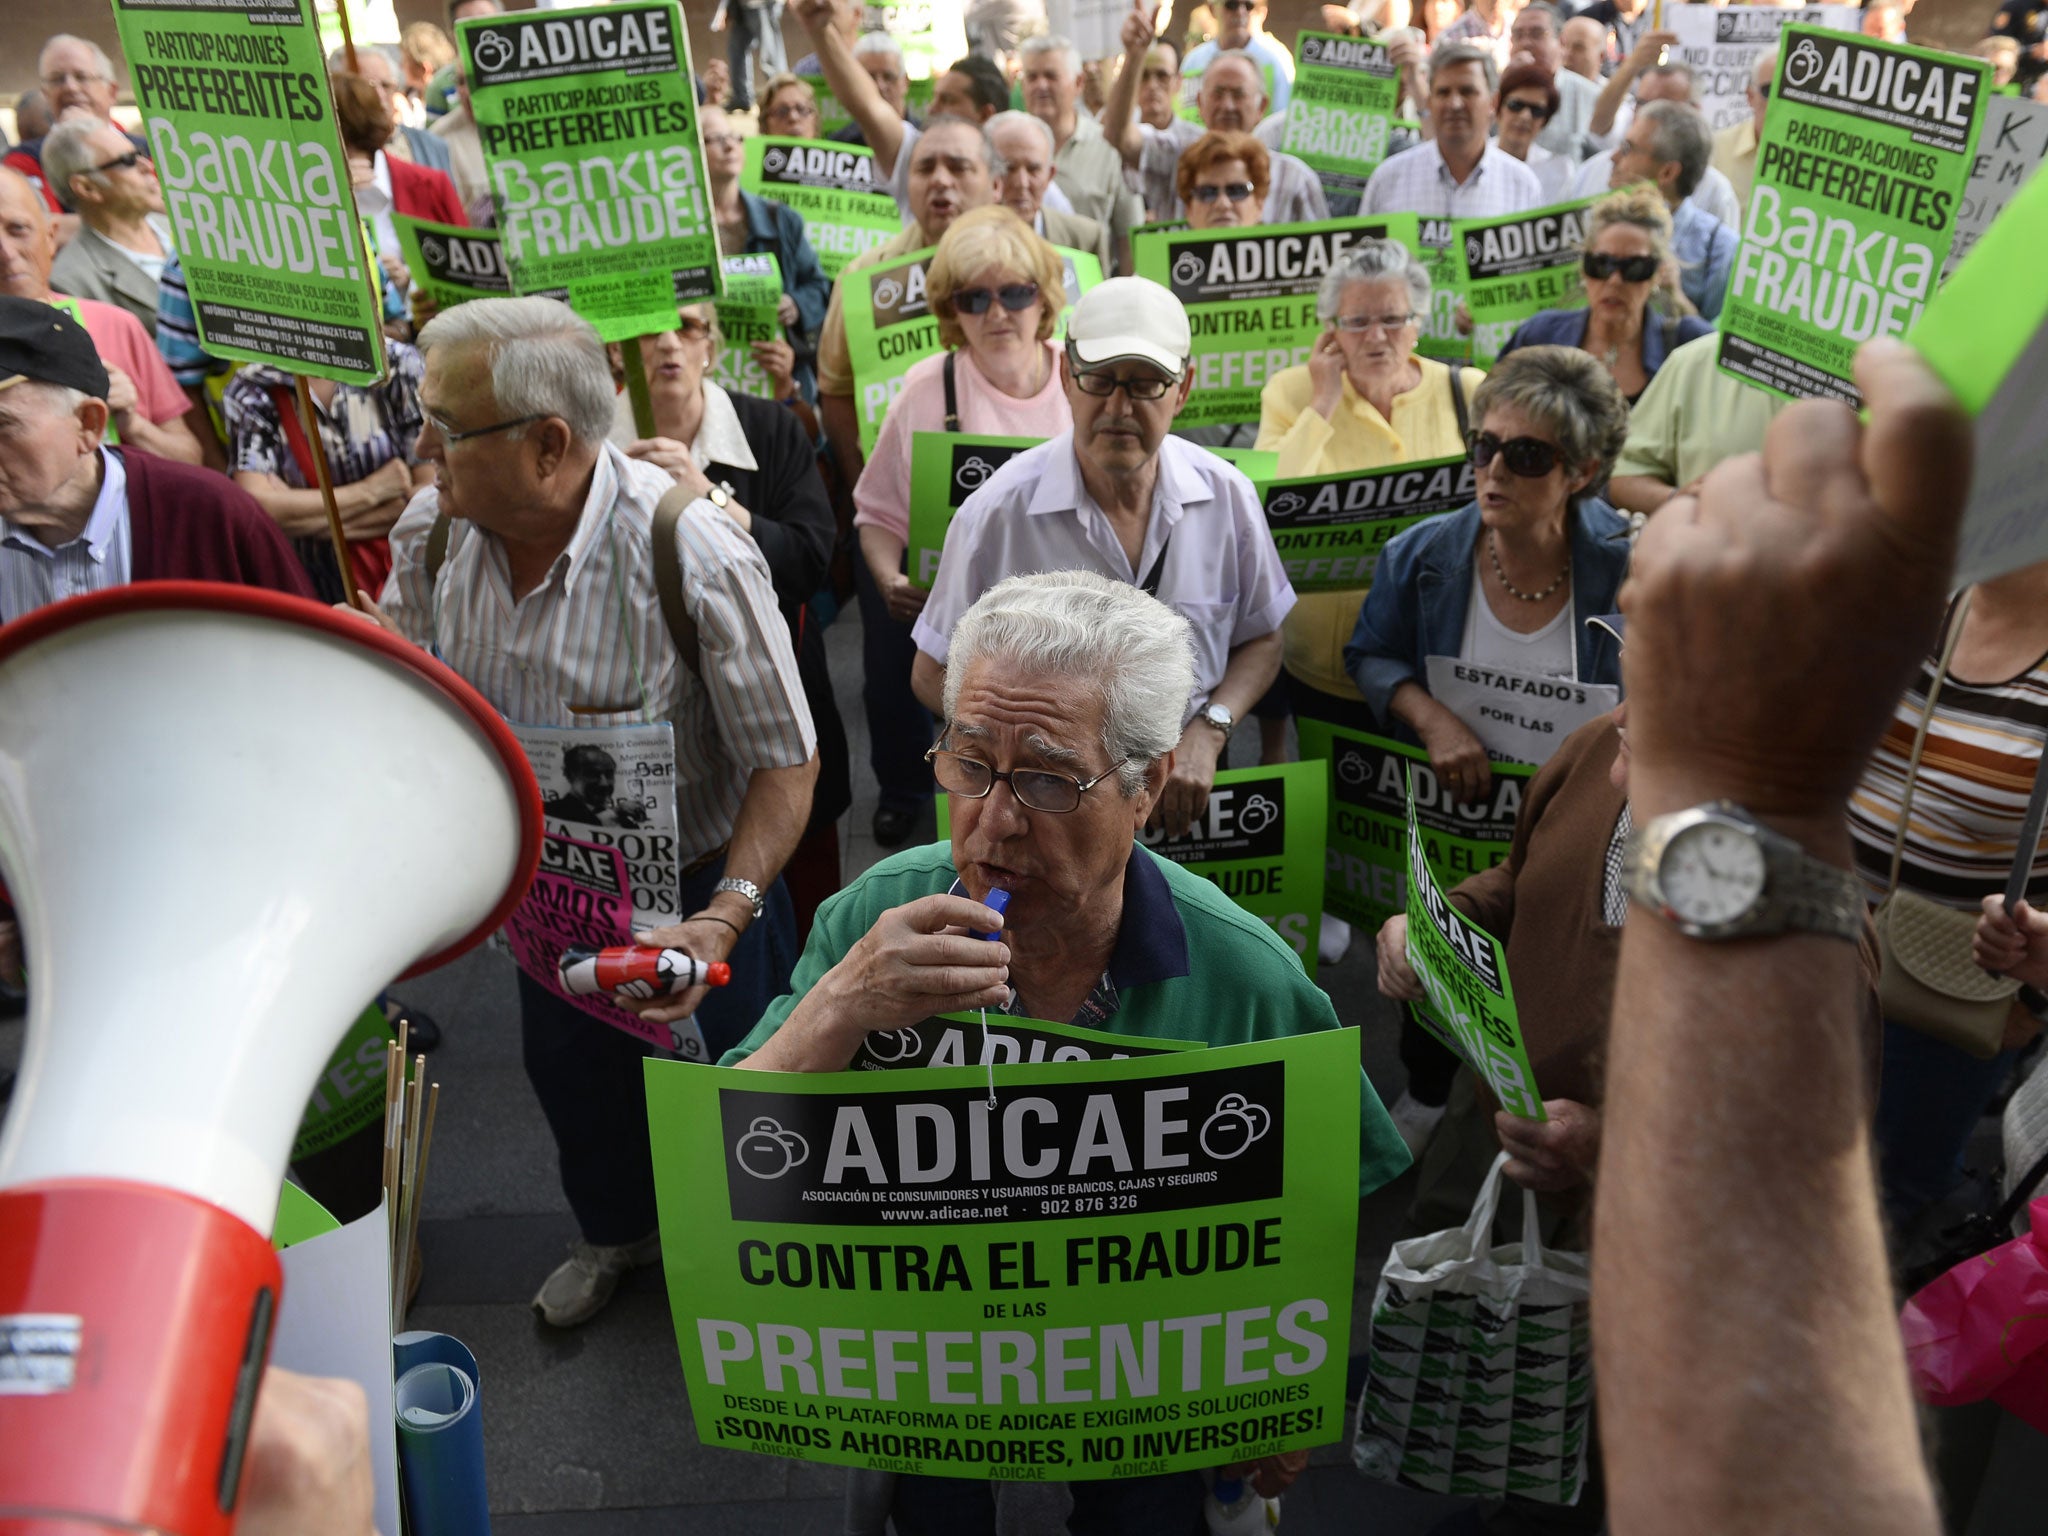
[1065,277,1192,381]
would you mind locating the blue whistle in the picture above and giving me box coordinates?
[971,887,1012,942]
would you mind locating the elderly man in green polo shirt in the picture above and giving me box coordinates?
[668,569,1407,1533]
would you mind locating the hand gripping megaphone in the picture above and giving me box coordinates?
[0,585,541,1535]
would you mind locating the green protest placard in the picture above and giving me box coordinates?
[1255,455,1473,595]
[459,0,716,333]
[1455,198,1595,368]
[1138,762,1328,978]
[908,432,1043,588]
[707,251,786,399]
[394,214,510,309]
[1412,218,1470,364]
[845,246,1103,456]
[112,0,386,384]
[1402,769,1542,1119]
[1282,33,1400,206]
[1133,216,1421,429]
[1666,5,1862,135]
[1208,447,1279,479]
[273,1182,342,1249]
[648,1026,1360,1478]
[290,1000,395,1161]
[743,137,899,281]
[1913,135,2048,584]
[1293,722,1532,934]
[846,1010,1202,1073]
[1717,27,1987,405]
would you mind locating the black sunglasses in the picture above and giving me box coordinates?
[1501,98,1552,119]
[1583,252,1659,283]
[1191,181,1255,204]
[1467,429,1563,478]
[93,150,145,174]
[951,282,1040,315]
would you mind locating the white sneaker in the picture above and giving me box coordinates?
[1317,913,1353,965]
[1387,1090,1447,1159]
[532,1231,661,1328]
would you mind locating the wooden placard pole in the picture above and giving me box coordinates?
[335,0,359,75]
[292,373,361,610]
[622,335,657,439]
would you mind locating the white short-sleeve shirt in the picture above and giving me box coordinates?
[910,432,1296,721]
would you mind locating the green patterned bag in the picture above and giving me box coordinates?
[1353,1154,1593,1504]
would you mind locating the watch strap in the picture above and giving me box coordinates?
[1623,804,1863,943]
[713,875,765,919]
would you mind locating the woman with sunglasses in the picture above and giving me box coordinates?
[1492,63,1574,204]
[1169,131,1272,454]
[1499,186,1711,404]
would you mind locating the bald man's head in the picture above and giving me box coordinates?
[0,167,57,300]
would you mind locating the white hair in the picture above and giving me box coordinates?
[415,296,615,444]
[39,116,120,213]
[1318,236,1431,321]
[853,31,905,61]
[326,42,403,78]
[1018,33,1081,79]
[39,35,116,84]
[943,571,1196,797]
[987,109,1055,161]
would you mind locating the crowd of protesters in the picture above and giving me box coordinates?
[2,0,2045,1530]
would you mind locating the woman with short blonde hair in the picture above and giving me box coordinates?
[925,205,1067,351]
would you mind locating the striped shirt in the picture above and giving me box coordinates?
[1361,140,1543,220]
[222,344,425,493]
[1138,117,1329,226]
[381,444,816,863]
[1849,647,2048,910]
[0,449,129,622]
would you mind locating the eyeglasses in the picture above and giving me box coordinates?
[765,102,817,121]
[1755,82,1771,98]
[927,747,1128,813]
[1219,1,1255,11]
[1582,252,1659,283]
[950,282,1040,315]
[1501,98,1552,119]
[93,151,146,174]
[1333,312,1414,334]
[424,410,546,444]
[1070,366,1175,400]
[701,133,741,148]
[1190,181,1255,204]
[675,316,713,339]
[1467,429,1563,478]
[41,70,106,88]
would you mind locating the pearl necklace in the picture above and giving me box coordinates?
[1488,530,1569,602]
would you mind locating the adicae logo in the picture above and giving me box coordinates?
[472,29,515,72]
[1172,251,1206,287]
[873,277,904,310]
[1337,746,1370,785]
[1237,791,1280,835]
[763,147,787,173]
[1268,489,1307,517]
[1464,233,1484,265]
[864,1027,921,1063]
[1300,36,1322,61]
[419,235,447,266]
[955,454,996,490]
[734,1115,810,1178]
[1784,37,1824,88]
[1199,1092,1272,1159]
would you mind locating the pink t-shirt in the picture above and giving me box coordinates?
[852,341,1071,544]
[70,297,193,426]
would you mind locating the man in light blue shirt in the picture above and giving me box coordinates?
[1181,0,1294,115]
[1609,99,1736,320]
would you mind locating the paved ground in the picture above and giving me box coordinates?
[3,602,2044,1532]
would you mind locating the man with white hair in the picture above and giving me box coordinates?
[989,112,1112,275]
[1572,42,1744,230]
[377,295,819,1328]
[11,36,149,217]
[1018,34,1141,274]
[909,277,1293,839]
[1101,6,1328,224]
[44,116,174,333]
[1711,50,1774,212]
[721,568,1408,1533]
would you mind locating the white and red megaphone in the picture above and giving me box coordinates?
[0,584,540,1535]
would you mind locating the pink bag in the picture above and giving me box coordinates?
[1899,1195,2048,1434]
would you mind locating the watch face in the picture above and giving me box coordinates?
[1658,819,1767,926]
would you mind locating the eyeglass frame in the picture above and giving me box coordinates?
[1466,428,1566,479]
[424,410,547,444]
[1500,97,1553,120]
[92,150,147,175]
[1064,352,1179,401]
[1189,181,1256,204]
[925,745,1129,813]
[1581,251,1660,283]
[949,282,1041,316]
[1331,312,1415,335]
[41,69,108,88]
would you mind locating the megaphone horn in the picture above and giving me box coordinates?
[0,584,541,1536]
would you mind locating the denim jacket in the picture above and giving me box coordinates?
[1343,498,1632,737]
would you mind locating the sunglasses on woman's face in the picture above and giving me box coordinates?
[951,282,1040,315]
[1582,252,1660,283]
[1467,429,1563,478]
[1190,181,1255,204]
[1501,98,1551,119]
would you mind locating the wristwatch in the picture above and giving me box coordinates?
[705,482,732,510]
[1201,703,1235,739]
[713,876,766,920]
[1621,801,1863,942]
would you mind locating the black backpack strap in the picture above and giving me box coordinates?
[425,511,452,587]
[1139,533,1172,597]
[942,350,961,433]
[1447,365,1472,442]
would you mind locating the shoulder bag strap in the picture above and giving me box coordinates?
[1886,592,1973,898]
[1138,533,1172,597]
[267,383,320,488]
[1447,365,1471,443]
[942,351,961,433]
[425,511,452,586]
[651,485,702,679]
